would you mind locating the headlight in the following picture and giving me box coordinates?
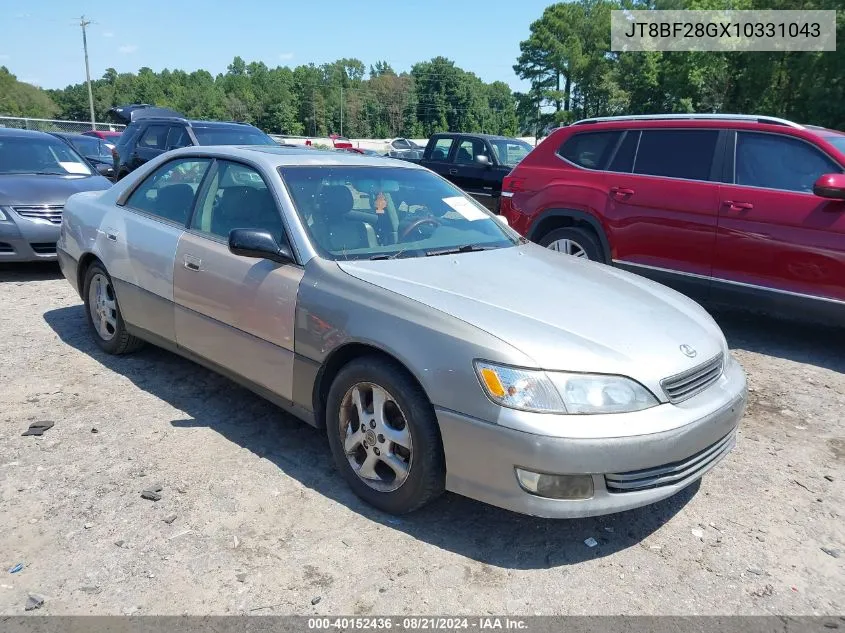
[475,361,658,414]
[474,362,565,412]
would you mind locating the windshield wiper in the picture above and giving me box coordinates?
[369,249,408,261]
[425,244,494,257]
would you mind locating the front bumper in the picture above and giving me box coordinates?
[0,216,60,262]
[437,358,747,518]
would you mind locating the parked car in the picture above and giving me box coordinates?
[0,128,112,261]
[81,130,122,147]
[500,113,845,325]
[387,138,425,155]
[113,116,276,180]
[57,145,746,517]
[50,132,116,179]
[401,133,533,212]
[330,134,353,149]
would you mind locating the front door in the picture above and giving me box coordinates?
[714,130,845,304]
[173,159,304,400]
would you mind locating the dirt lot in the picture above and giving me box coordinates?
[0,263,843,616]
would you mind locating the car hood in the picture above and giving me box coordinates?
[337,244,728,398]
[0,174,111,206]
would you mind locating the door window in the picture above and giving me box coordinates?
[429,137,455,162]
[455,138,489,165]
[735,132,842,193]
[125,158,211,224]
[191,160,284,243]
[633,129,719,181]
[166,126,192,150]
[137,125,170,150]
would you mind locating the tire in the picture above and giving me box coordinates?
[82,262,144,355]
[326,356,445,515]
[539,226,606,263]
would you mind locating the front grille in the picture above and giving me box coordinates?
[0,242,13,253]
[30,243,57,255]
[13,205,64,224]
[605,432,735,493]
[661,353,724,403]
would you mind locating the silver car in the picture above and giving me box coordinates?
[57,146,747,518]
[0,128,112,261]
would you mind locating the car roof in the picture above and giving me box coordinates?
[0,127,56,140]
[133,117,260,129]
[165,144,427,169]
[49,132,94,140]
[433,132,523,141]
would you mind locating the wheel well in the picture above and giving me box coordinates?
[76,253,102,295]
[529,211,611,262]
[313,343,428,427]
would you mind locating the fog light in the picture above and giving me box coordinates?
[515,469,594,500]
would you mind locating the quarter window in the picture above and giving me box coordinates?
[735,132,842,193]
[191,160,284,243]
[558,131,621,169]
[125,158,211,224]
[633,129,719,181]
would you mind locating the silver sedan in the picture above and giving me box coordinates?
[57,146,747,517]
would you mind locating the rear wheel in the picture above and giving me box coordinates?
[539,226,605,263]
[82,263,144,355]
[326,356,445,514]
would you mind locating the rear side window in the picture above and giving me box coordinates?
[429,137,455,161]
[138,124,170,150]
[115,123,140,152]
[558,132,621,169]
[125,158,211,224]
[633,129,719,181]
[735,132,842,193]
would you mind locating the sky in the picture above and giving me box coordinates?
[0,0,555,92]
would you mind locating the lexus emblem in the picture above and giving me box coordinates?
[680,344,697,358]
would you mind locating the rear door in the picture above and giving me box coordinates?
[421,135,457,180]
[451,136,497,211]
[107,156,212,341]
[600,127,724,300]
[131,124,170,170]
[714,130,845,305]
[173,159,303,400]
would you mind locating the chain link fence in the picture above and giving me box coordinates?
[0,116,125,134]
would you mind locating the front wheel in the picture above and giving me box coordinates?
[82,262,144,355]
[326,356,445,514]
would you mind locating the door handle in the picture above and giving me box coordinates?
[105,228,118,242]
[609,186,635,199]
[723,201,754,212]
[448,169,458,175]
[183,254,202,271]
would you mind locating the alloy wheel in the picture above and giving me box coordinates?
[547,238,588,258]
[88,273,118,341]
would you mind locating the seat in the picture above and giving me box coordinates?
[316,185,377,252]
[155,184,195,224]
[456,146,474,164]
[211,186,281,240]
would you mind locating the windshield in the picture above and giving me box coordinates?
[69,136,105,158]
[281,166,518,261]
[0,136,93,176]
[489,138,533,167]
[192,127,276,146]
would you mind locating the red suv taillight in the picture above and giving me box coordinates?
[502,175,527,194]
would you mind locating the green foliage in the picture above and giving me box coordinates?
[31,57,520,138]
[0,67,58,118]
[515,0,844,131]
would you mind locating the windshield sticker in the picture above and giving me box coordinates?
[443,196,487,221]
[59,161,89,175]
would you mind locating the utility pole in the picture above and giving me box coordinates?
[340,86,343,136]
[79,16,96,130]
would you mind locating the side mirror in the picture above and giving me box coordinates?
[92,161,113,177]
[813,173,845,201]
[228,229,293,264]
[475,155,491,167]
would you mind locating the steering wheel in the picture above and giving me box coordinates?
[400,216,441,241]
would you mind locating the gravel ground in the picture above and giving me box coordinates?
[0,262,843,616]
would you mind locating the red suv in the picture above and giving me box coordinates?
[501,114,845,325]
